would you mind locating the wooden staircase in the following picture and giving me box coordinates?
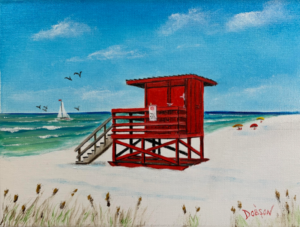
[74,117,112,164]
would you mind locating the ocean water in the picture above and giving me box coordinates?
[0,112,293,157]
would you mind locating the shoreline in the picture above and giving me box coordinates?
[0,112,281,158]
[1,114,300,226]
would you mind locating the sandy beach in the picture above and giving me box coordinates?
[1,114,300,226]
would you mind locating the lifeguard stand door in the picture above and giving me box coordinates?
[171,86,185,107]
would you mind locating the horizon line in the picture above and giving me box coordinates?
[1,110,299,115]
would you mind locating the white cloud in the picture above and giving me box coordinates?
[226,1,288,32]
[177,43,202,49]
[32,18,91,40]
[81,89,118,100]
[88,45,143,60]
[243,85,269,94]
[66,56,86,62]
[159,8,207,36]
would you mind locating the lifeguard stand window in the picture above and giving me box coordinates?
[147,87,168,107]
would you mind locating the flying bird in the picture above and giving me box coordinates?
[74,71,82,78]
[65,76,72,81]
[43,106,48,110]
[42,108,47,112]
[36,105,41,109]
[74,106,80,111]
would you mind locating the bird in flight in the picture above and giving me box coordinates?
[43,106,48,110]
[36,105,41,109]
[42,108,47,112]
[65,76,72,81]
[74,71,82,78]
[74,106,80,111]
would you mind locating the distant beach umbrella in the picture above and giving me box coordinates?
[233,124,243,130]
[256,117,265,123]
[250,123,258,130]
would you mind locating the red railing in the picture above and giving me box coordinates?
[111,107,186,137]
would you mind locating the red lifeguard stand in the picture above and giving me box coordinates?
[109,74,217,170]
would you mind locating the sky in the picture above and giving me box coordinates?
[1,0,300,113]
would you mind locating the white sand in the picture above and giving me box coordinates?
[1,114,300,226]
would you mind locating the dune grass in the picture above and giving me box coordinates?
[0,185,147,227]
[181,205,201,227]
[231,189,300,227]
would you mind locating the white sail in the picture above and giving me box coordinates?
[57,106,62,118]
[57,101,70,119]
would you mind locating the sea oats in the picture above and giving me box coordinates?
[4,189,9,197]
[182,205,186,214]
[231,206,236,214]
[60,201,66,209]
[22,205,26,214]
[36,184,41,194]
[105,192,110,207]
[275,190,280,202]
[13,195,18,203]
[52,188,59,195]
[137,196,142,207]
[285,202,290,214]
[237,201,242,209]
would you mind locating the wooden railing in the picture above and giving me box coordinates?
[74,116,112,161]
[111,107,186,136]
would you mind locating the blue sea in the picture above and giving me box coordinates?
[0,112,296,157]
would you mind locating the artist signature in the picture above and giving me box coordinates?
[242,204,274,220]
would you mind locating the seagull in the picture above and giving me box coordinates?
[65,76,72,81]
[43,106,48,110]
[74,71,82,78]
[180,93,185,101]
[36,105,41,109]
[74,106,80,111]
[42,108,47,112]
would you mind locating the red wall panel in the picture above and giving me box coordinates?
[171,86,185,107]
[146,87,168,107]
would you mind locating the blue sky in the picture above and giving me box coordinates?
[1,0,300,113]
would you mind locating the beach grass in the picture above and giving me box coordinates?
[181,205,201,227]
[231,189,300,227]
[0,185,147,227]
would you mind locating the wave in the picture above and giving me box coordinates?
[0,126,63,133]
[205,118,237,123]
[75,132,89,136]
[0,127,36,133]
[3,143,29,147]
[48,120,59,122]
[15,120,41,123]
[38,135,59,139]
[42,126,62,130]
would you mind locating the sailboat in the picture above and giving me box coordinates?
[57,99,71,120]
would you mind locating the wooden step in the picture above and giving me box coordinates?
[76,138,113,164]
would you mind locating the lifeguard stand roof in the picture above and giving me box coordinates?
[126,74,217,88]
